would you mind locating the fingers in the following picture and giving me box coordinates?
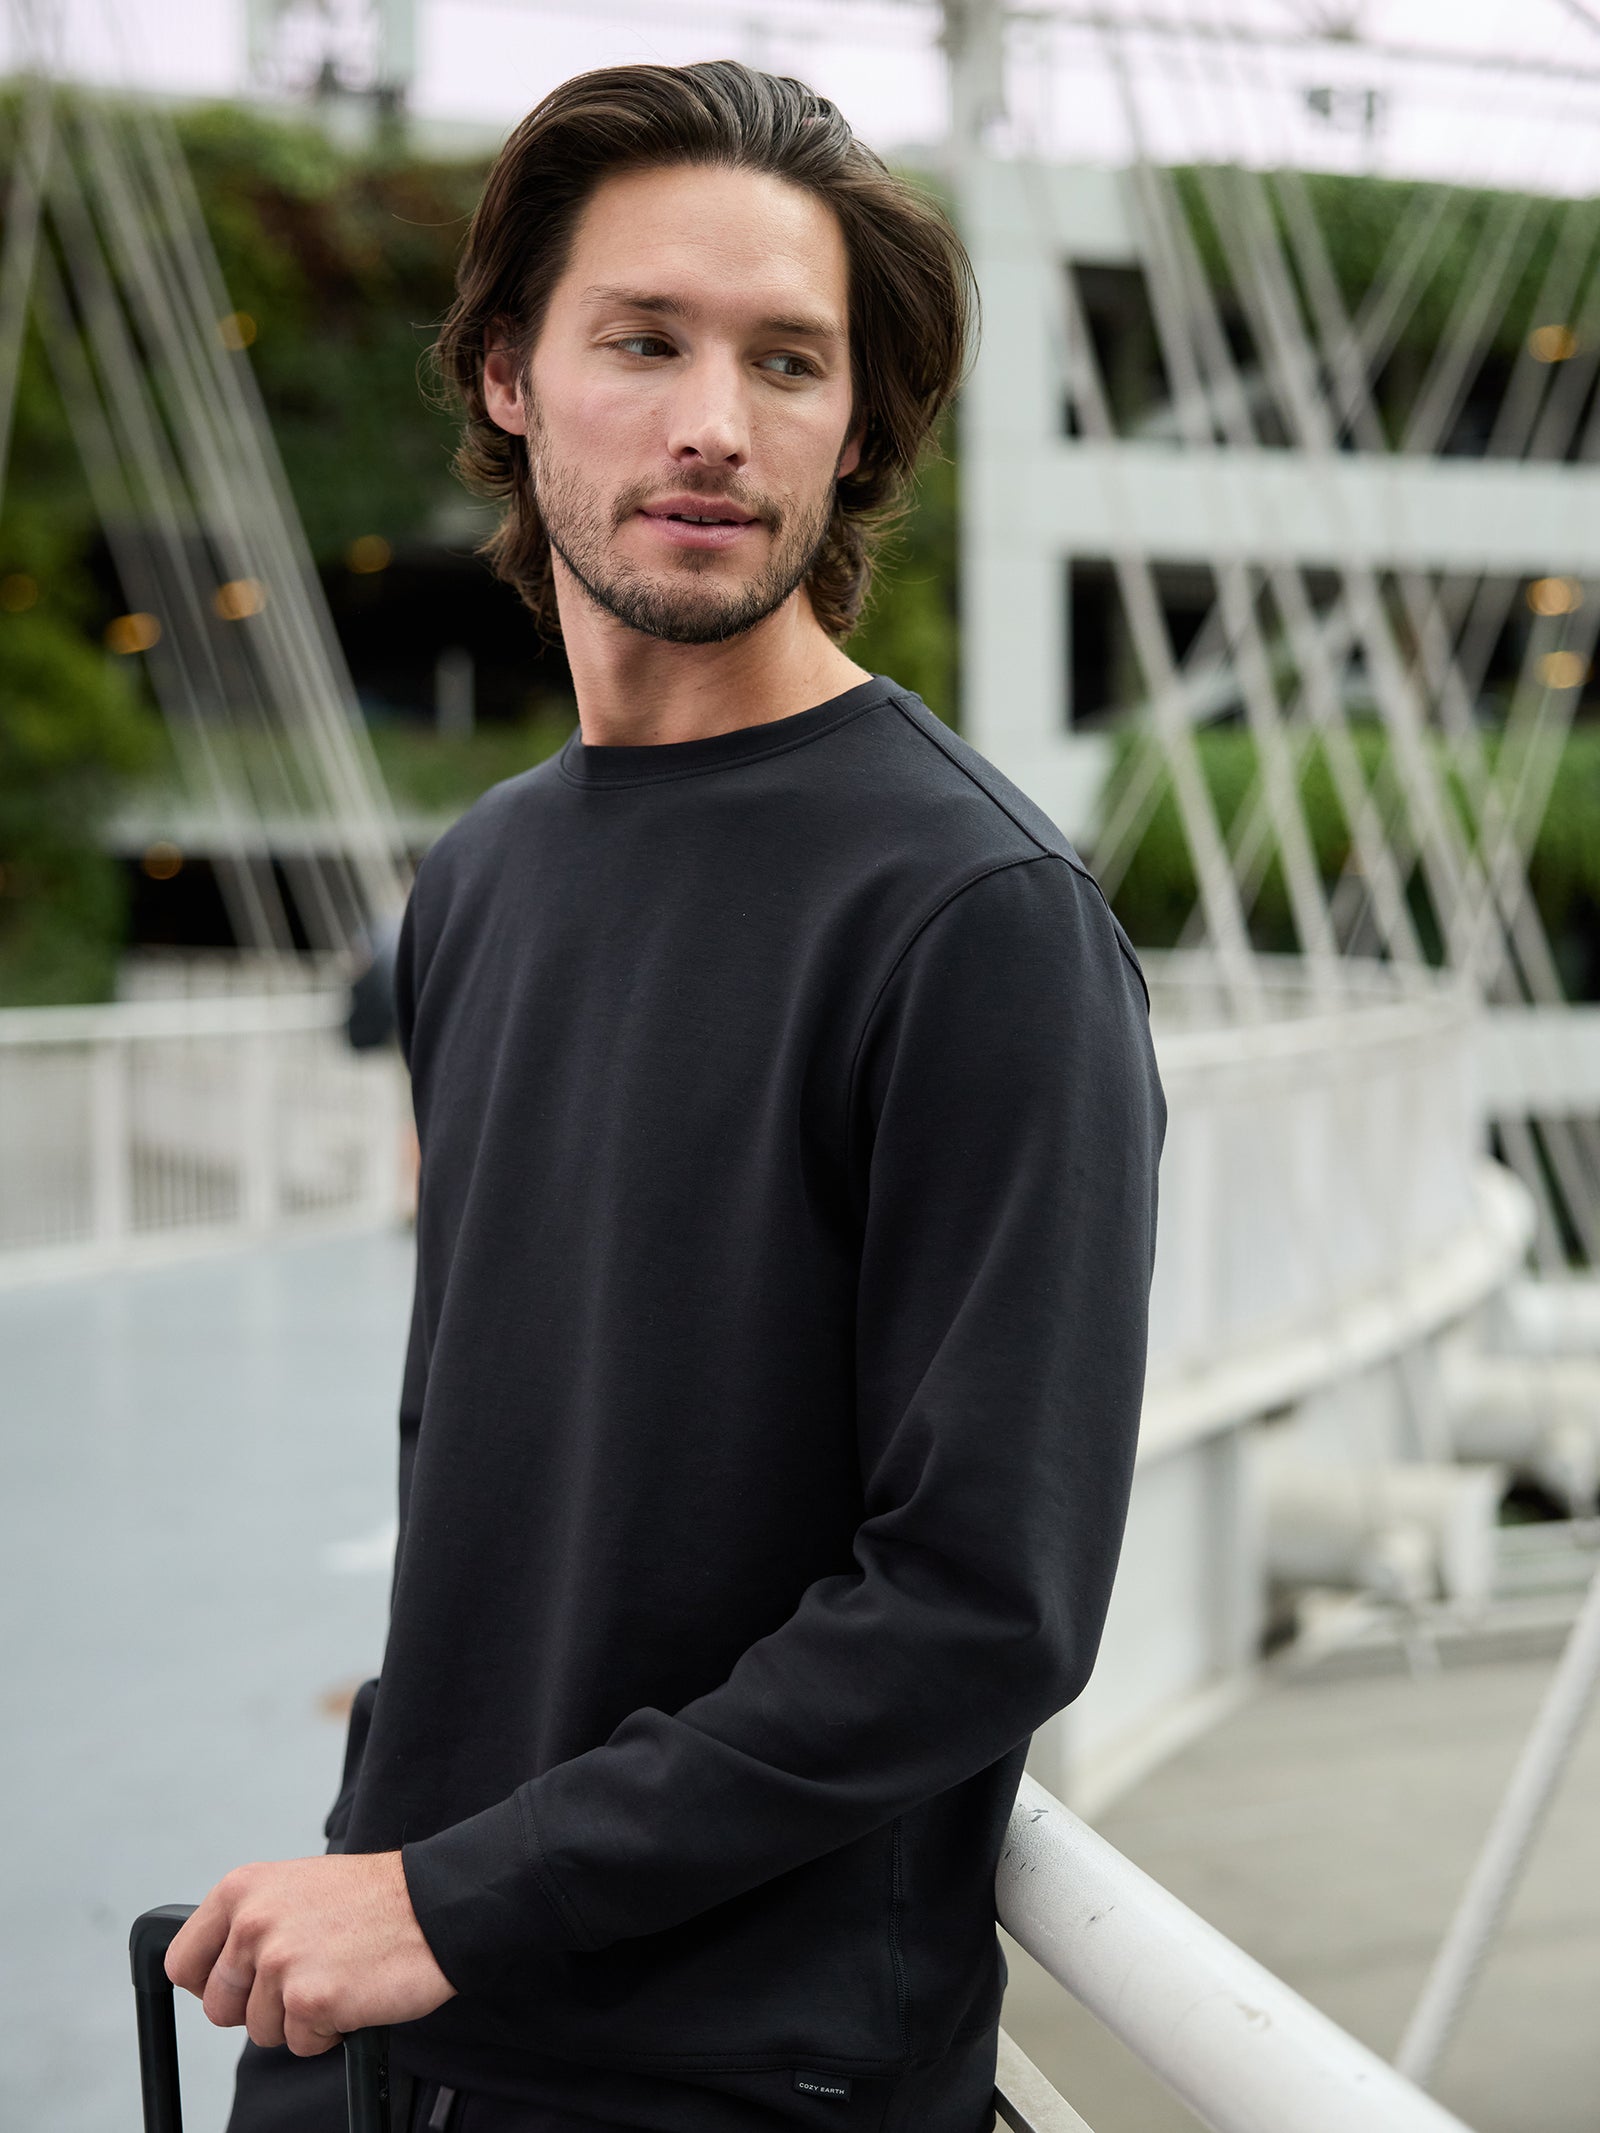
[226,1937,343,2055]
[239,1958,341,2054]
[243,1965,286,2051]
[166,1870,265,2033]
[163,1887,231,1999]
[282,1982,343,2059]
[201,1927,257,2032]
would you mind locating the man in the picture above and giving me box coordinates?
[170,60,1164,2133]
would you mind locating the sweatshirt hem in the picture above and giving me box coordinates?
[389,2034,913,2083]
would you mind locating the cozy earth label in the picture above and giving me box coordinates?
[793,2070,853,2101]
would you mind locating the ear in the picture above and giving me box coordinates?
[836,414,866,481]
[483,334,529,437]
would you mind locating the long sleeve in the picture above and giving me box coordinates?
[399,851,1164,1998]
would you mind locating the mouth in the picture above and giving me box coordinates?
[633,497,765,552]
[645,507,755,526]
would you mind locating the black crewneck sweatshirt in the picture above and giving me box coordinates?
[335,677,1164,2111]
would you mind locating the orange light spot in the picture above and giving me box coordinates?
[106,611,162,654]
[346,534,393,575]
[1538,650,1589,691]
[1529,323,1579,363]
[1527,577,1583,617]
[213,577,266,620]
[141,841,183,881]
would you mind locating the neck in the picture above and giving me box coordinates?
[555,569,871,747]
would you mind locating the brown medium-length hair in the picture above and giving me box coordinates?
[429,60,976,642]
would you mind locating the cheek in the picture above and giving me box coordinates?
[756,399,856,497]
[543,376,663,469]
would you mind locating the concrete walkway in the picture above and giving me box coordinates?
[1,1230,411,2133]
[5,1230,1597,2132]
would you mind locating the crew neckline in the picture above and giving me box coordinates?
[557,675,892,789]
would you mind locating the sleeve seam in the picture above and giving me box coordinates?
[516,1784,603,1954]
[880,688,1150,1010]
[843,852,1059,1134]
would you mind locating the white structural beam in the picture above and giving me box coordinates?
[1396,1565,1600,2089]
[958,156,1600,786]
[997,1775,1475,2133]
[995,2030,1096,2133]
[1477,1005,1600,1114]
[1007,440,1600,577]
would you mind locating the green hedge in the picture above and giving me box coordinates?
[1103,726,1600,996]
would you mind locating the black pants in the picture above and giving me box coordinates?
[225,2031,999,2133]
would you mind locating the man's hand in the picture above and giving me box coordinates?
[164,1851,456,2056]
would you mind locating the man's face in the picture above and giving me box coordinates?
[486,163,862,646]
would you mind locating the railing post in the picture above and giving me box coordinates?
[363,1055,407,1225]
[89,1035,131,1249]
[239,1035,277,1231]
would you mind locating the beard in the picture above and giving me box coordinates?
[525,403,837,647]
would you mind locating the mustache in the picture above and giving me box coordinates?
[612,474,778,529]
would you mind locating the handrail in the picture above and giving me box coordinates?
[996,1775,1475,2133]
[0,990,346,1046]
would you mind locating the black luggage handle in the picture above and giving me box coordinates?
[130,1906,391,2132]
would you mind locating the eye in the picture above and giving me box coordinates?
[613,334,676,359]
[760,353,817,380]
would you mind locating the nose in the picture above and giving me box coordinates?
[664,347,750,470]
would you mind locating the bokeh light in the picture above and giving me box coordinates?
[104,611,162,654]
[346,533,392,574]
[212,577,266,619]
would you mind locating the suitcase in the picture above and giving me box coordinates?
[130,1906,392,2132]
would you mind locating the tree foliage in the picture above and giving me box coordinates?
[0,606,159,1002]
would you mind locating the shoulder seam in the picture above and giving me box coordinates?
[884,688,1111,895]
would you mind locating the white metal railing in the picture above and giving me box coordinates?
[996,1775,1474,2133]
[995,2029,1096,2131]
[1147,959,1482,1390]
[0,991,409,1274]
[1139,957,1529,1462]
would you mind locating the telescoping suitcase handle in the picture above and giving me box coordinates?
[129,1906,391,2133]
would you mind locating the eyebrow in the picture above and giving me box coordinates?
[581,285,844,343]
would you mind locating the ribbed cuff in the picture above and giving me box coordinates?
[401,1792,571,1999]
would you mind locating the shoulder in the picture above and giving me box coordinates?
[867,683,1082,865]
[857,682,1147,1007]
[408,753,564,918]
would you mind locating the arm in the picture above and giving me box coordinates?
[402,852,1165,1994]
[165,889,456,2056]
